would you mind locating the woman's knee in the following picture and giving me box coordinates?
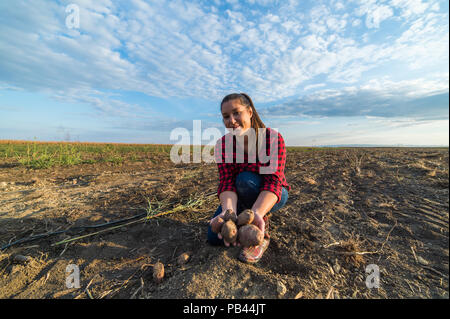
[270,187,289,213]
[207,226,223,246]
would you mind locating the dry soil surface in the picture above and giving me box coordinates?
[0,148,448,299]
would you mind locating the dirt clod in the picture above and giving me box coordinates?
[13,255,31,263]
[277,281,287,297]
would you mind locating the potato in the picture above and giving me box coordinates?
[177,252,190,266]
[237,209,254,226]
[211,216,224,233]
[223,209,237,223]
[153,261,164,284]
[238,224,264,247]
[221,220,238,243]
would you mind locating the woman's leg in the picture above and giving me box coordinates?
[269,186,289,213]
[235,171,262,210]
[236,171,289,213]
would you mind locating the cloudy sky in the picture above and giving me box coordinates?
[0,0,448,146]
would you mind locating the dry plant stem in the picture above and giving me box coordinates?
[74,274,98,299]
[323,220,398,256]
[130,278,144,299]
[86,288,94,299]
[51,200,200,247]
[99,290,113,299]
[107,270,140,299]
[410,246,419,263]
[323,241,341,249]
[309,210,324,223]
[422,266,448,279]
[326,286,334,299]
[405,279,415,293]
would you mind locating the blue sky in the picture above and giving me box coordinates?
[0,0,448,146]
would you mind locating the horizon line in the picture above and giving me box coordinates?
[0,139,448,148]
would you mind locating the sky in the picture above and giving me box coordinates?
[0,0,448,146]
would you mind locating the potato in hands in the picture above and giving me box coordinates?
[221,220,238,244]
[210,216,224,234]
[210,209,264,247]
[237,209,254,226]
[223,209,237,223]
[238,224,264,247]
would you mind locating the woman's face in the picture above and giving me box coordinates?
[221,99,253,135]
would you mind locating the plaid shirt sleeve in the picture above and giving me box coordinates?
[215,136,237,198]
[260,129,287,203]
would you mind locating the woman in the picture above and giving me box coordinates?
[207,93,290,263]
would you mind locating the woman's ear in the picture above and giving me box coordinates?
[248,106,253,119]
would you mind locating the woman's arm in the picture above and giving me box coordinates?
[252,130,288,233]
[260,129,287,204]
[251,190,278,218]
[250,190,278,233]
[219,190,238,216]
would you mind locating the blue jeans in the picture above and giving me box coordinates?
[207,171,289,246]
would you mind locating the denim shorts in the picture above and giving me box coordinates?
[207,171,289,246]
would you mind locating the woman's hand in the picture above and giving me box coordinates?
[235,211,265,247]
[251,211,266,234]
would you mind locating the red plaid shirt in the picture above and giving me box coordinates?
[215,127,290,203]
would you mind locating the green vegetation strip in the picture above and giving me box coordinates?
[1,140,326,169]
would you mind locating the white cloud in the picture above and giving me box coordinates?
[304,83,326,91]
[360,3,394,28]
[334,1,345,11]
[390,0,430,19]
[0,0,448,108]
[266,75,449,120]
[326,16,347,32]
[352,18,362,27]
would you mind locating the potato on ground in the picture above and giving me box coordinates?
[153,261,165,284]
[221,220,238,243]
[177,252,190,266]
[238,224,264,247]
[237,209,254,226]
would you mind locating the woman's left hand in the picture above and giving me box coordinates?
[251,211,265,234]
[234,211,265,247]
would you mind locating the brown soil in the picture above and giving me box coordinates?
[0,148,448,299]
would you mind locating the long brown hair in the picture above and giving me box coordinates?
[220,93,266,158]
